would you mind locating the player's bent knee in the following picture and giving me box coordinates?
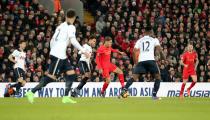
[192,76,197,82]
[133,74,139,81]
[114,67,123,74]
[118,69,123,74]
[105,78,111,83]
[46,74,57,80]
[18,77,24,82]
[21,81,26,86]
[182,79,187,84]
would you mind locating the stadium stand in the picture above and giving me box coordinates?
[0,0,209,83]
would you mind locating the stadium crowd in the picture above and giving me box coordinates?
[0,0,209,83]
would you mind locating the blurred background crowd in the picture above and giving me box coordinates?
[0,0,209,83]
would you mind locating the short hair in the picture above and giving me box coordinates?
[104,36,112,42]
[89,35,96,40]
[188,41,194,45]
[145,26,152,32]
[19,40,26,44]
[66,9,76,18]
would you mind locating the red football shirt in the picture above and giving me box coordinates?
[181,51,197,70]
[95,45,118,69]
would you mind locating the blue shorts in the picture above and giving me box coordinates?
[133,60,160,74]
[48,55,74,77]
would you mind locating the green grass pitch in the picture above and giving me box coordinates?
[0,97,209,120]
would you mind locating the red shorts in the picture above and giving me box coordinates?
[101,63,117,78]
[182,68,197,80]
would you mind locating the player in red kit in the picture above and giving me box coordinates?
[96,36,125,97]
[180,43,199,98]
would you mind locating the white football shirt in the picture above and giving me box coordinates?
[79,44,92,63]
[134,36,160,62]
[50,22,84,59]
[12,49,26,70]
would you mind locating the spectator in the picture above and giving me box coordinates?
[160,64,169,82]
[0,0,209,83]
[168,67,176,82]
[96,16,105,34]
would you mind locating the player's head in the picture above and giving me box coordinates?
[88,35,96,47]
[104,36,112,47]
[187,43,194,52]
[19,40,26,50]
[145,26,152,35]
[66,9,76,24]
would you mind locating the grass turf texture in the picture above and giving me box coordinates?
[0,97,209,120]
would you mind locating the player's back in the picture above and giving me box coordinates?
[50,22,76,59]
[135,36,160,62]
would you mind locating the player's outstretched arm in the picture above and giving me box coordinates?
[111,48,125,55]
[71,37,90,58]
[71,37,85,52]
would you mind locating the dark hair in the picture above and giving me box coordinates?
[66,9,76,18]
[19,40,26,44]
[188,41,194,45]
[89,35,96,40]
[104,36,112,41]
[145,26,152,32]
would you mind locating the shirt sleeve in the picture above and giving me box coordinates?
[69,26,85,52]
[180,53,186,61]
[11,50,19,57]
[111,48,119,53]
[195,52,198,59]
[71,38,85,53]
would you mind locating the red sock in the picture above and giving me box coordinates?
[118,74,125,88]
[180,83,186,95]
[101,82,109,94]
[188,81,196,90]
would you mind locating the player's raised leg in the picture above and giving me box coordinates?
[25,55,61,103]
[25,75,54,103]
[120,73,139,98]
[113,67,125,88]
[187,75,197,97]
[71,72,90,97]
[120,62,144,98]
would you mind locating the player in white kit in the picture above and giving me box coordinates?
[120,26,165,100]
[71,35,96,97]
[5,40,27,97]
[25,9,89,103]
